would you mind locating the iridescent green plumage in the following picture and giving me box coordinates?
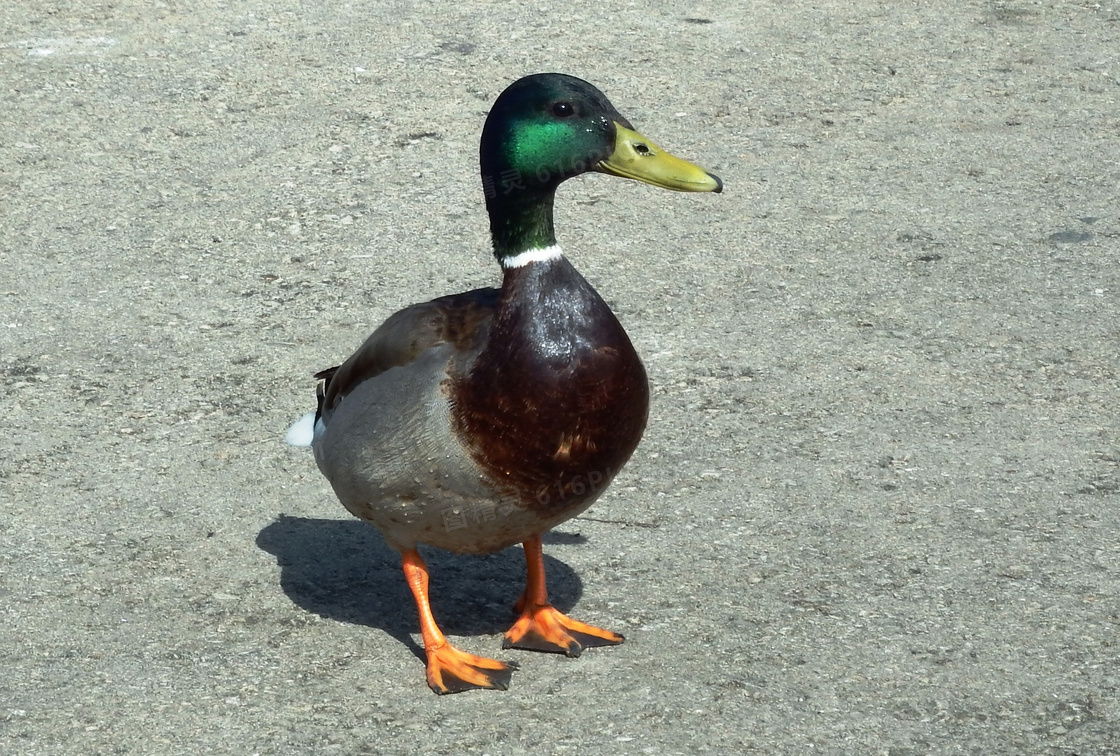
[479,73,721,261]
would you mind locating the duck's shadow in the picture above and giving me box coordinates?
[256,515,588,659]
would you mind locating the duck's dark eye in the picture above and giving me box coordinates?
[551,101,575,118]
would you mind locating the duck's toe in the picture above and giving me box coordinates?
[502,603,624,657]
[425,642,518,694]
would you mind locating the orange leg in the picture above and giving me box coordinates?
[400,548,515,694]
[503,534,624,656]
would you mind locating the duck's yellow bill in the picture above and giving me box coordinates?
[596,123,723,193]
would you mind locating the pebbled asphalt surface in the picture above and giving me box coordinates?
[2,1,1119,754]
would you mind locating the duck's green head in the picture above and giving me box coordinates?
[480,73,722,258]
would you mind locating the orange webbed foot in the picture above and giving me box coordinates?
[504,535,625,656]
[425,641,517,695]
[503,600,624,657]
[401,547,517,694]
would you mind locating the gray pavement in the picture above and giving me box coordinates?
[3,1,1119,753]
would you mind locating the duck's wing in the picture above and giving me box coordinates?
[316,287,500,418]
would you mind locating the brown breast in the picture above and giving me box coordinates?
[450,256,649,518]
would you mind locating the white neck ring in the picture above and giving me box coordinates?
[500,244,564,269]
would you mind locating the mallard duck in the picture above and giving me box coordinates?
[289,72,722,693]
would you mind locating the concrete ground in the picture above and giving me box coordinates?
[3,1,1119,753]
